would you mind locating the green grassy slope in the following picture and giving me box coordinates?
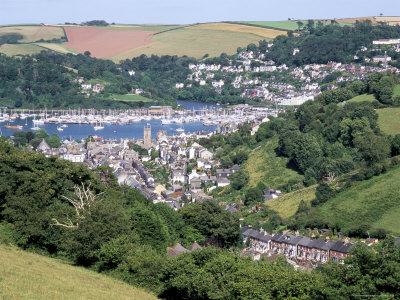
[238,21,299,30]
[346,93,377,103]
[0,243,157,300]
[266,185,317,219]
[245,137,304,190]
[377,107,400,135]
[314,166,400,234]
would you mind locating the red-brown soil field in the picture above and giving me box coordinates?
[63,27,156,58]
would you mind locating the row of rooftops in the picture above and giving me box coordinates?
[243,228,354,254]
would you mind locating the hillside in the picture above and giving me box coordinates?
[265,185,317,219]
[0,22,286,60]
[312,166,400,234]
[0,243,157,300]
[245,137,304,191]
[377,107,400,135]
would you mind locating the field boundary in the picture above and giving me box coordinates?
[228,21,291,32]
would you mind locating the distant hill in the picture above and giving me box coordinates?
[0,22,286,61]
[0,243,157,300]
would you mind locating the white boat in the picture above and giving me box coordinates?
[93,122,104,131]
[57,126,64,132]
[61,124,68,128]
[176,128,184,132]
[162,119,171,125]
[31,126,40,131]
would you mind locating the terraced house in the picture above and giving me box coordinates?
[242,228,355,264]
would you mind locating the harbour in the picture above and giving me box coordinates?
[0,101,279,140]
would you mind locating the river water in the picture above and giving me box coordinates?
[0,101,219,140]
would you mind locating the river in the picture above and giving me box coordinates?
[0,101,219,140]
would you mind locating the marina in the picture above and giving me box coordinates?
[0,101,279,140]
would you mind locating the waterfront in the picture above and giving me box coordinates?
[0,101,219,140]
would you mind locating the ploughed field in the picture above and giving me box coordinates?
[63,27,156,58]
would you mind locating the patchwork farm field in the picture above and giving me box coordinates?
[34,42,79,54]
[0,43,44,56]
[111,24,286,61]
[336,17,376,24]
[63,27,157,58]
[192,23,286,39]
[0,25,65,43]
[239,21,299,30]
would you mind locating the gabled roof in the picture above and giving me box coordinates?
[167,243,189,258]
[188,241,202,251]
[308,239,334,251]
[271,232,283,241]
[330,241,354,253]
[298,236,313,247]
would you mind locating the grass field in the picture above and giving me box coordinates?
[315,166,400,234]
[107,25,183,32]
[111,25,284,61]
[34,42,80,54]
[239,21,299,30]
[0,43,44,56]
[336,17,376,24]
[346,93,377,104]
[0,243,157,300]
[266,185,317,219]
[377,107,400,135]
[107,94,154,102]
[244,137,304,191]
[193,23,286,39]
[393,84,400,97]
[0,25,65,43]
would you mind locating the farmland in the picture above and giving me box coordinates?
[192,23,286,39]
[0,243,157,300]
[377,107,400,135]
[111,24,286,61]
[238,21,299,30]
[63,27,157,58]
[34,42,79,54]
[0,25,65,43]
[0,43,44,56]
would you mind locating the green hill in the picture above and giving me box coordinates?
[245,136,304,191]
[313,166,400,234]
[377,107,400,135]
[265,185,317,219]
[0,243,157,300]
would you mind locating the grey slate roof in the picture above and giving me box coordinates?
[298,236,313,247]
[271,232,283,241]
[309,239,334,251]
[330,241,354,253]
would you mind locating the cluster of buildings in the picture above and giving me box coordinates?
[176,36,399,107]
[242,227,355,265]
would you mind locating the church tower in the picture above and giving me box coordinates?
[143,123,152,148]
